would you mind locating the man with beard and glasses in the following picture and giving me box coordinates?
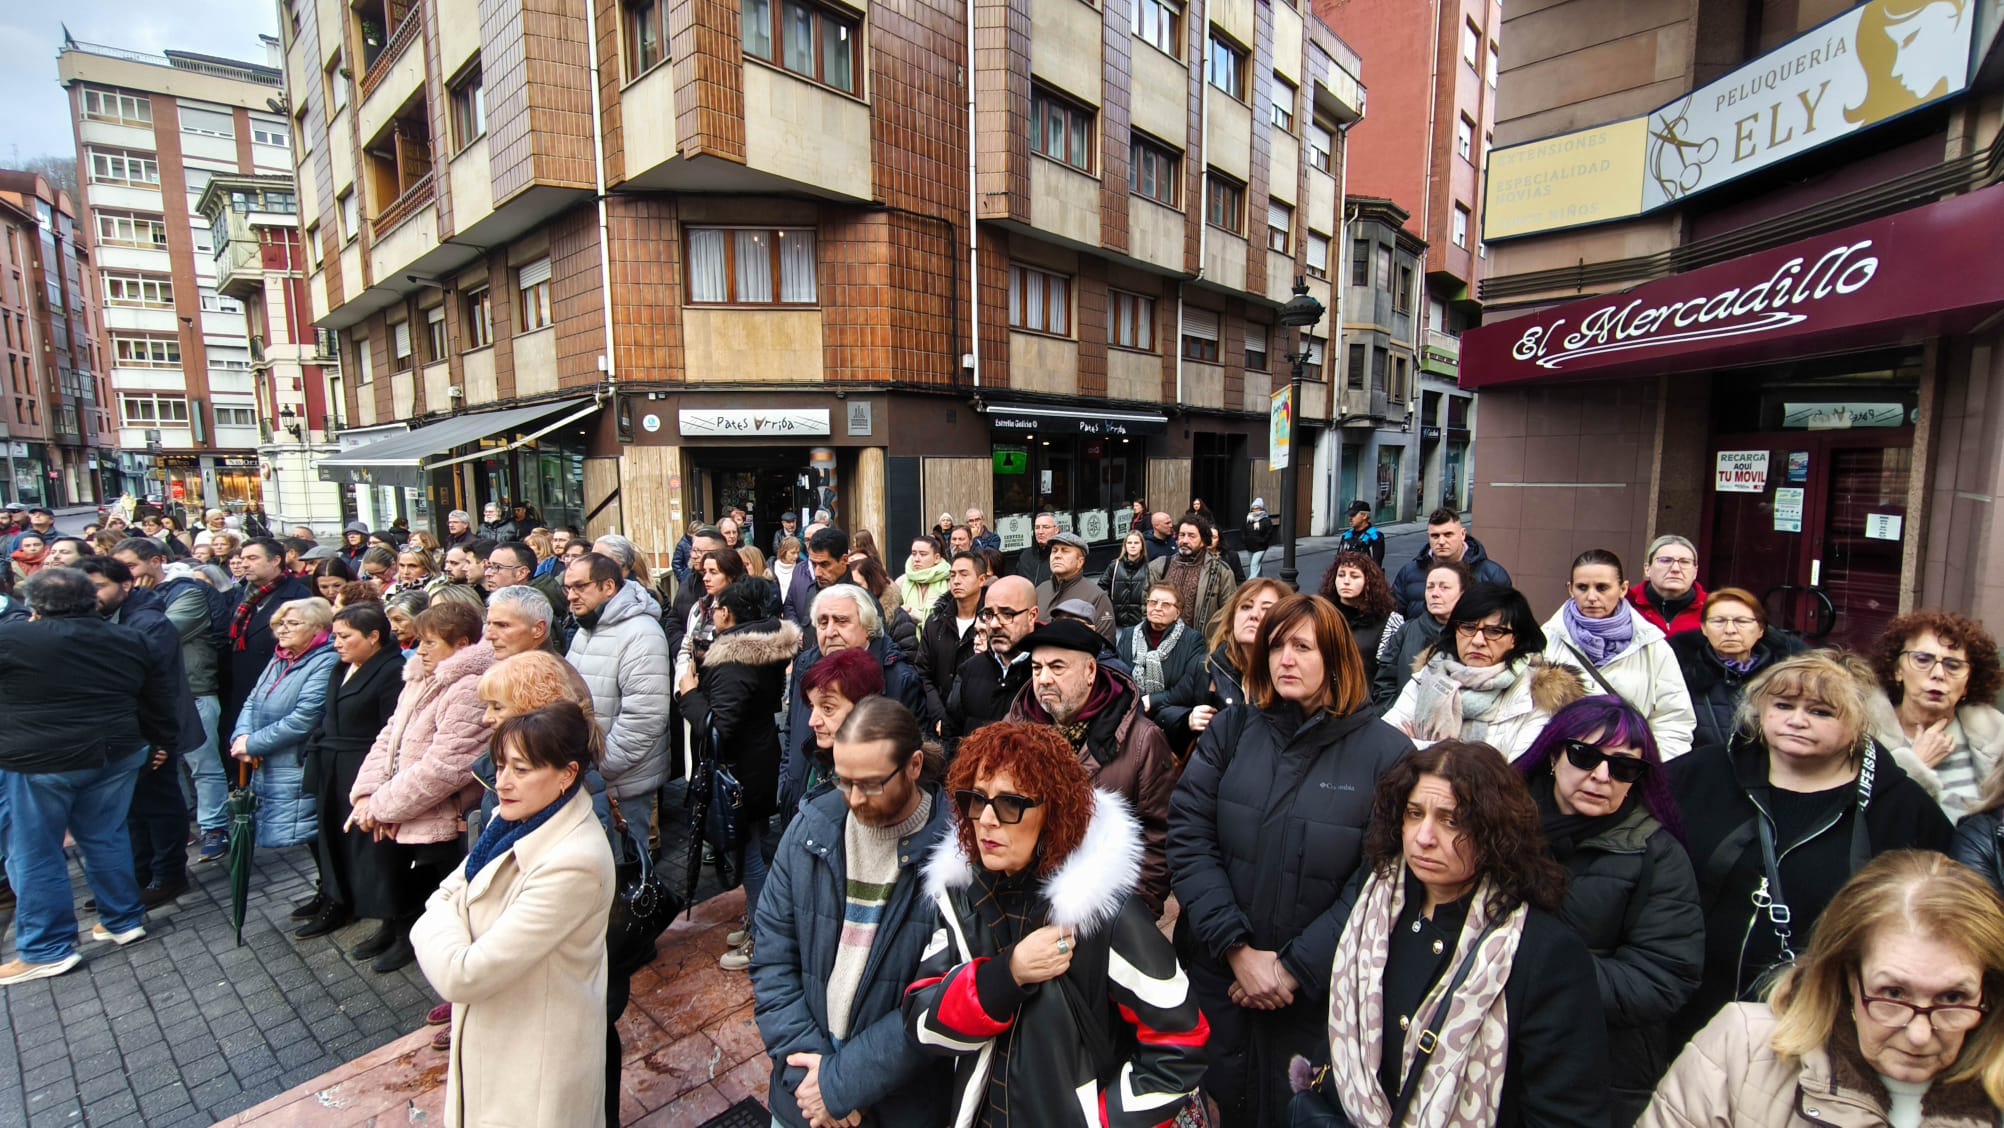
[1147,513,1237,632]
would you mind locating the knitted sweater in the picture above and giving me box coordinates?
[827,790,934,1039]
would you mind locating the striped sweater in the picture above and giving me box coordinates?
[827,790,934,1038]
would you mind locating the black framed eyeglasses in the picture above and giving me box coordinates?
[1561,740,1651,784]
[977,605,1035,623]
[1854,973,1988,1032]
[1453,622,1513,641]
[832,762,912,797]
[954,790,1043,825]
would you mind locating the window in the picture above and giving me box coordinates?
[1307,122,1333,172]
[1030,87,1094,172]
[1244,323,1268,371]
[742,0,859,94]
[450,65,487,150]
[1270,76,1295,132]
[1395,265,1413,313]
[1181,308,1219,362]
[251,119,290,147]
[97,212,167,250]
[626,0,666,75]
[1375,245,1392,289]
[1207,33,1245,100]
[104,273,174,309]
[392,320,413,367]
[425,305,448,363]
[306,222,323,269]
[81,88,151,127]
[198,289,242,314]
[518,257,553,330]
[1452,204,1470,247]
[1371,347,1387,392]
[685,227,819,304]
[1305,231,1330,277]
[1007,264,1071,336]
[1487,42,1499,88]
[1106,289,1155,351]
[326,56,349,115]
[1393,356,1409,402]
[1457,115,1473,160]
[88,149,160,188]
[353,336,374,382]
[1266,200,1291,253]
[1132,0,1179,57]
[113,335,180,368]
[1346,342,1366,388]
[121,393,191,425]
[214,405,258,428]
[1129,136,1179,206]
[180,106,236,138]
[464,287,494,348]
[1303,335,1324,370]
[1350,237,1369,286]
[1463,19,1480,68]
[1204,172,1242,234]
[339,191,359,242]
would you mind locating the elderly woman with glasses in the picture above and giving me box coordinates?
[905,722,1208,1127]
[230,597,340,847]
[1511,696,1703,1124]
[1643,850,2004,1127]
[1669,586,1807,754]
[1385,583,1587,762]
[1865,610,2004,821]
[1626,534,1707,636]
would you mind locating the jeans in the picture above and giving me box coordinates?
[3,750,146,963]
[740,821,770,929]
[1246,548,1267,578]
[620,791,654,853]
[128,750,190,888]
[185,695,227,831]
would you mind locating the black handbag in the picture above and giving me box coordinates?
[700,725,745,852]
[606,795,681,978]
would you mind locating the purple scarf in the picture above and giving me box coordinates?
[1562,600,1634,666]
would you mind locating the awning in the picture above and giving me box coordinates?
[980,403,1167,438]
[318,397,598,489]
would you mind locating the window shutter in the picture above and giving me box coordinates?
[518,257,552,290]
[1244,324,1267,354]
[1267,201,1290,231]
[427,305,445,326]
[393,321,412,356]
[1183,308,1219,341]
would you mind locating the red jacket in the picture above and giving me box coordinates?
[1627,581,1706,636]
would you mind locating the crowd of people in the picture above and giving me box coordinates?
[5,497,2004,1128]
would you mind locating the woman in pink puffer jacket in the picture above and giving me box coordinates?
[348,601,497,974]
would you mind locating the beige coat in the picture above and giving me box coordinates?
[1640,1002,1997,1128]
[412,789,616,1128]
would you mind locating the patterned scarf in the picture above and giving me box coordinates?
[1327,870,1526,1128]
[1403,657,1523,742]
[230,578,286,652]
[1162,551,1205,629]
[1561,601,1634,666]
[1131,620,1186,696]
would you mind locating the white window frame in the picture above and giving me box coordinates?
[1307,122,1333,173]
[104,273,174,309]
[110,335,181,368]
[1306,231,1330,277]
[392,320,413,366]
[1270,76,1295,132]
[425,304,448,363]
[97,212,167,250]
[354,336,374,383]
[1267,200,1292,253]
[88,149,160,188]
[1452,205,1470,248]
[519,257,554,330]
[1131,0,1179,57]
[121,392,191,425]
[1457,115,1474,160]
[82,88,152,127]
[179,105,237,139]
[1462,19,1480,68]
[213,404,258,428]
[464,287,494,348]
[251,119,290,147]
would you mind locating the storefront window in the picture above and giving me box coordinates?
[1375,445,1402,524]
[992,436,1142,549]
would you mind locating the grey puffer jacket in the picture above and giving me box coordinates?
[566,580,672,800]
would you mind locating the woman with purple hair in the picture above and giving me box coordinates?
[1513,695,1703,1127]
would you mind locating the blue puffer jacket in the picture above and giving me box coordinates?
[232,638,338,847]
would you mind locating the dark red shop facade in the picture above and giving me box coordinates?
[1458,183,2004,650]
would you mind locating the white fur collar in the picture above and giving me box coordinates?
[922,788,1142,938]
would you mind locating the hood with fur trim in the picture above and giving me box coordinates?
[701,617,800,669]
[1527,654,1589,715]
[922,788,1142,939]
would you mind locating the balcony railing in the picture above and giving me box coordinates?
[372,173,436,238]
[361,12,423,98]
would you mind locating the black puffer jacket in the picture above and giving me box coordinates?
[680,618,800,822]
[1100,555,1154,628]
[943,649,1030,739]
[1669,628,1806,753]
[1338,602,1393,687]
[1119,621,1209,721]
[780,632,930,813]
[1950,810,2003,894]
[1669,736,1953,1041]
[1533,777,1704,1126]
[1372,614,1441,706]
[915,590,978,728]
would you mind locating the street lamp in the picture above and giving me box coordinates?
[1276,276,1325,592]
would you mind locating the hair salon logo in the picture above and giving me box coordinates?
[1510,240,1879,370]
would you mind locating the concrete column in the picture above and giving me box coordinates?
[854,446,886,552]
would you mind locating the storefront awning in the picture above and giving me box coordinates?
[318,397,599,490]
[980,403,1168,437]
[1460,184,2004,390]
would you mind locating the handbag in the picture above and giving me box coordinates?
[1287,919,1504,1128]
[606,794,682,978]
[701,725,745,852]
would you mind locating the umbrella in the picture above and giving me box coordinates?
[680,753,713,918]
[226,759,259,946]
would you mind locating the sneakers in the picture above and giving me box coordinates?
[196,829,229,864]
[0,954,82,985]
[718,939,754,972]
[91,923,147,946]
[725,924,751,947]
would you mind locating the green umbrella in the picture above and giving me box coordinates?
[226,759,259,946]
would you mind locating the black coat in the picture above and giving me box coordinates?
[1168,702,1413,1125]
[1668,628,1806,753]
[108,586,206,756]
[304,648,407,910]
[681,618,799,823]
[1101,555,1153,628]
[915,591,978,728]
[1372,615,1441,706]
[1119,621,1210,746]
[1012,541,1052,587]
[1338,602,1393,688]
[1389,537,1512,619]
[0,615,183,774]
[223,575,313,733]
[1242,512,1275,553]
[1535,782,1704,1125]
[944,649,1031,739]
[1950,810,2003,895]
[1669,736,1953,1040]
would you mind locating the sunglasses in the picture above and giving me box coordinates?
[954,789,1043,825]
[1561,740,1651,783]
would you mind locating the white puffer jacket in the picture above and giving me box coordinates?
[565,579,671,800]
[1543,604,1698,759]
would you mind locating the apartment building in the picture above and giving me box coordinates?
[57,36,296,518]
[299,0,1364,561]
[1461,1,2004,643]
[195,175,349,530]
[0,171,117,507]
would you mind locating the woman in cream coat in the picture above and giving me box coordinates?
[413,701,615,1128]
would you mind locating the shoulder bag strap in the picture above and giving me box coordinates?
[1754,810,1795,963]
[1392,919,1504,1124]
[1848,745,1877,872]
[1559,638,1635,711]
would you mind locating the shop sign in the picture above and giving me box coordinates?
[1484,118,1651,240]
[1782,402,1905,429]
[985,407,1166,437]
[678,409,831,437]
[993,446,1029,475]
[845,402,873,437]
[1716,450,1770,492]
[1774,486,1805,532]
[997,514,1032,552]
[1461,184,2004,388]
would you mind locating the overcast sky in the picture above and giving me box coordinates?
[0,0,281,165]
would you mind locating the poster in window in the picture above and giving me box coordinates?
[1714,450,1768,493]
[1079,509,1108,542]
[998,514,1032,552]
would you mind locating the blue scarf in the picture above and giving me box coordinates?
[465,783,580,880]
[1562,600,1635,666]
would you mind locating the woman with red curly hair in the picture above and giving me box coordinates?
[1865,609,2004,820]
[904,721,1207,1127]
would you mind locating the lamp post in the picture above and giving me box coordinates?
[1277,277,1325,592]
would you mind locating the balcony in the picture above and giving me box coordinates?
[361,7,423,98]
[374,171,435,237]
[1421,329,1460,376]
